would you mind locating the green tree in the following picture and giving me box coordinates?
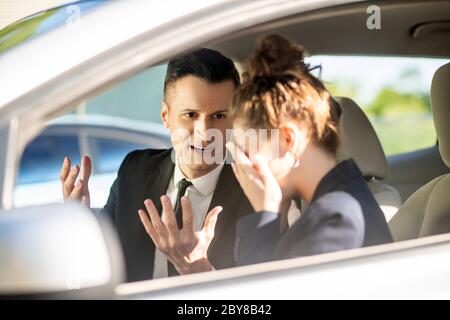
[366,88,430,118]
[0,10,55,54]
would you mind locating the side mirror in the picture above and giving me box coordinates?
[0,203,124,299]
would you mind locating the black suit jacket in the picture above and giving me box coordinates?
[101,148,253,282]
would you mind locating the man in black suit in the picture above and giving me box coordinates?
[59,49,253,282]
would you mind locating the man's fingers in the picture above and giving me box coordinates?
[138,209,159,245]
[64,165,80,198]
[181,196,194,233]
[160,196,182,251]
[80,156,92,184]
[202,206,223,241]
[179,196,195,254]
[60,157,71,183]
[81,195,90,207]
[160,195,179,234]
[60,157,91,202]
[144,199,166,235]
[68,179,83,200]
[60,157,71,198]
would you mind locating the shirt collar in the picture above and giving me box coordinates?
[174,158,225,196]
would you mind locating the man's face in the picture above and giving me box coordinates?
[162,75,235,176]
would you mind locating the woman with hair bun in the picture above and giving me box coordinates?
[227,34,392,266]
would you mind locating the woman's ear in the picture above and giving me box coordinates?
[161,102,170,128]
[279,122,301,154]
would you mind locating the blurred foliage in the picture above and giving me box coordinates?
[370,114,435,155]
[0,10,54,54]
[365,88,430,117]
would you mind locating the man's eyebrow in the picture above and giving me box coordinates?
[179,108,230,114]
[179,107,200,112]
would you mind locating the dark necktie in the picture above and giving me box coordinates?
[168,178,192,277]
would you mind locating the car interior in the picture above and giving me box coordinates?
[336,96,402,222]
[388,62,450,241]
[1,0,450,298]
[208,0,450,240]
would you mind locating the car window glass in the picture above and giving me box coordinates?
[307,56,449,156]
[14,63,170,208]
[17,134,80,185]
[86,64,167,124]
[89,137,146,174]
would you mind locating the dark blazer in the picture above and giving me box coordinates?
[101,148,253,282]
[235,159,393,266]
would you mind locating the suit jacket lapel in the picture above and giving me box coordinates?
[144,149,175,215]
[207,163,245,255]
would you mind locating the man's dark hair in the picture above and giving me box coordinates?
[163,48,240,102]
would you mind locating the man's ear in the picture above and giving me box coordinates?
[161,101,170,128]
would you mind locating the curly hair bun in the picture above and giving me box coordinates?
[246,34,307,80]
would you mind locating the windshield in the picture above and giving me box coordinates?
[0,0,107,55]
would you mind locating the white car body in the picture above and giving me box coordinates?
[1,0,449,299]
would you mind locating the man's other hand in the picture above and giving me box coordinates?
[60,155,92,207]
[138,195,222,275]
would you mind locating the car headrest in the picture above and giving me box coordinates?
[0,203,124,299]
[336,97,388,179]
[431,62,450,168]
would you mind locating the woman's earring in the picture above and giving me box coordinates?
[292,156,300,168]
[286,151,300,169]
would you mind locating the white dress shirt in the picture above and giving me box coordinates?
[152,160,224,279]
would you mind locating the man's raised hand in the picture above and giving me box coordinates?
[60,155,92,207]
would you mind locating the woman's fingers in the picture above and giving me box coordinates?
[226,141,252,166]
[254,153,278,186]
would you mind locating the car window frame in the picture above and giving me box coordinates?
[2,0,450,297]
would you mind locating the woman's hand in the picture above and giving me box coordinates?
[226,142,283,213]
